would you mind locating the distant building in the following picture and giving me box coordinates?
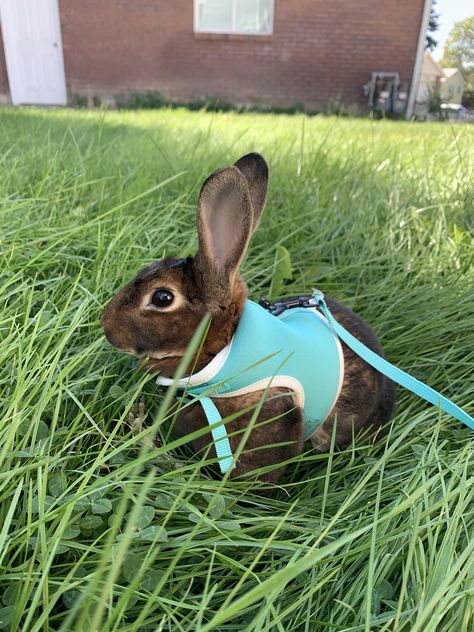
[417,51,445,104]
[417,51,465,108]
[440,68,465,105]
[0,0,430,116]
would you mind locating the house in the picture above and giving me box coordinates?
[440,68,464,105]
[0,0,431,117]
[417,51,445,104]
[416,51,465,114]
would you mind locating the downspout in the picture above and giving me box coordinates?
[406,0,432,119]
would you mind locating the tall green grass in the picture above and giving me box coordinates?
[0,107,473,631]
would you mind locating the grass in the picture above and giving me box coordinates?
[0,106,473,632]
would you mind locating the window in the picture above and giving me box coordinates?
[194,0,274,35]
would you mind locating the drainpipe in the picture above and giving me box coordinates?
[406,0,432,119]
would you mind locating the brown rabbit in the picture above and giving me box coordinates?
[101,153,396,484]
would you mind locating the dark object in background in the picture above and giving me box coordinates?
[363,72,408,116]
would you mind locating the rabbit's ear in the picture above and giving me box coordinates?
[234,153,268,233]
[196,165,253,299]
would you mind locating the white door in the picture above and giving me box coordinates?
[0,0,66,105]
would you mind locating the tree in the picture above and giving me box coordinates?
[425,0,439,51]
[439,16,474,91]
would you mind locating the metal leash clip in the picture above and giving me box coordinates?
[259,289,325,316]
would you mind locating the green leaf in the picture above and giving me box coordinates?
[36,420,50,440]
[108,513,121,528]
[115,531,139,542]
[109,451,126,465]
[62,524,81,539]
[27,536,39,549]
[155,493,173,509]
[108,385,125,399]
[187,512,201,524]
[376,579,395,600]
[15,449,39,458]
[48,472,67,497]
[38,309,54,326]
[92,498,113,515]
[17,418,32,437]
[363,457,378,465]
[62,590,80,609]
[138,525,168,542]
[303,263,334,280]
[74,496,90,511]
[216,519,240,531]
[1,585,18,607]
[269,245,293,299]
[80,515,103,531]
[31,495,55,514]
[209,496,226,520]
[89,489,104,503]
[0,606,14,628]
[411,444,425,457]
[56,542,70,555]
[136,505,155,529]
[73,567,87,579]
[139,569,165,592]
[122,552,143,581]
[371,590,381,615]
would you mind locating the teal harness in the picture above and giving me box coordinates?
[158,290,474,474]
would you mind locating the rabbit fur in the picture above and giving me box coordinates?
[101,153,396,484]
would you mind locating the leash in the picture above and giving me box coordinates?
[189,289,473,474]
[309,290,474,432]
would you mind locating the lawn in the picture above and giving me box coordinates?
[0,107,473,632]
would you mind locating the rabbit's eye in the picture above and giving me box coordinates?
[151,289,174,308]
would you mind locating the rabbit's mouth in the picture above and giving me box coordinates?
[138,351,185,374]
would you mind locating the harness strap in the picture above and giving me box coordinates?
[197,396,234,474]
[192,291,473,476]
[312,292,474,431]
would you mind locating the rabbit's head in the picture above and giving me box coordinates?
[101,153,268,376]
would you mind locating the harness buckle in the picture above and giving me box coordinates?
[259,290,325,316]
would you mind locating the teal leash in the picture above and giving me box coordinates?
[310,290,474,432]
[192,290,474,475]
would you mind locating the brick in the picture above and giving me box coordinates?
[0,0,425,109]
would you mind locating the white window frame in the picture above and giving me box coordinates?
[193,0,274,36]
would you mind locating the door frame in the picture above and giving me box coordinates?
[0,0,67,105]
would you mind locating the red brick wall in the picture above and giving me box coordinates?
[1,0,426,109]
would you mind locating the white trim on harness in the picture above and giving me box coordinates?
[156,306,345,440]
[156,340,232,388]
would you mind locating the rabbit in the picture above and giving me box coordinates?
[101,153,396,484]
